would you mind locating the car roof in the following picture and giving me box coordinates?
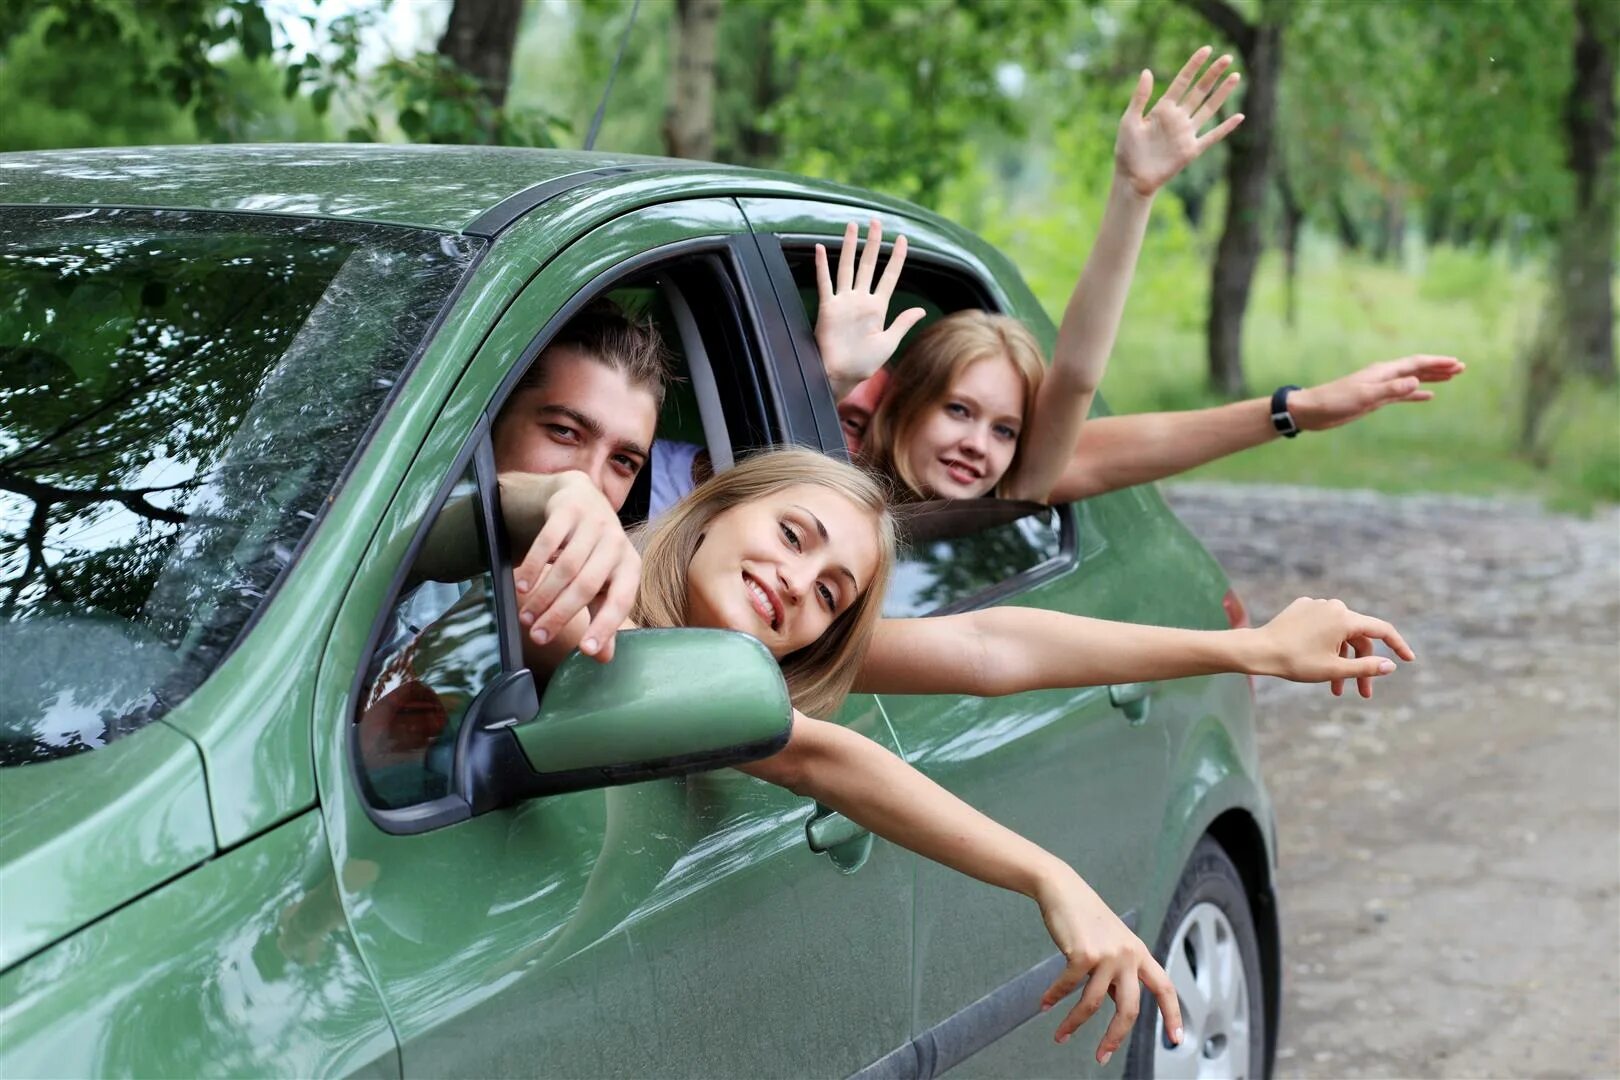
[0,143,707,234]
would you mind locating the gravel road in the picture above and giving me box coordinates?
[1164,483,1620,1079]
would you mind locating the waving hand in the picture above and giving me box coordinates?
[1116,46,1246,198]
[814,218,927,400]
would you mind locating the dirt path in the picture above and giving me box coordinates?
[1164,483,1620,1079]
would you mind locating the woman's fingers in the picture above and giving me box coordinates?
[1192,72,1241,128]
[1056,963,1112,1044]
[813,242,833,304]
[1352,634,1374,699]
[1331,642,1348,698]
[1162,45,1213,108]
[855,217,882,291]
[1140,952,1184,1048]
[1351,612,1414,661]
[883,306,927,350]
[1123,67,1152,119]
[1095,973,1140,1065]
[1195,112,1245,152]
[875,233,909,299]
[1184,54,1232,117]
[835,220,858,293]
[1338,653,1397,683]
[1039,958,1088,1013]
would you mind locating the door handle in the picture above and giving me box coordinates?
[806,804,873,872]
[1108,682,1152,724]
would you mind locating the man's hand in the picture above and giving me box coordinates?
[1288,355,1466,432]
[1250,597,1416,699]
[1115,46,1245,199]
[510,471,639,663]
[814,218,927,400]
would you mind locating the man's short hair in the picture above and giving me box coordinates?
[520,298,673,410]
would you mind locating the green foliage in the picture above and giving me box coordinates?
[763,0,1073,206]
[1102,248,1619,512]
[0,2,325,151]
[4,0,280,140]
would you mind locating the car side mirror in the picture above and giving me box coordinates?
[457,629,792,814]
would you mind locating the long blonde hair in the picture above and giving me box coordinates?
[632,448,896,719]
[862,310,1046,500]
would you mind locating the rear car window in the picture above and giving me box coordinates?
[0,207,481,766]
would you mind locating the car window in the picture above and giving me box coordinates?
[0,207,480,767]
[886,500,1070,617]
[352,250,766,816]
[356,462,502,810]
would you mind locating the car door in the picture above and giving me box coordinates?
[313,198,915,1078]
[742,197,1176,1073]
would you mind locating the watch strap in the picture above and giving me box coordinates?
[1270,385,1302,438]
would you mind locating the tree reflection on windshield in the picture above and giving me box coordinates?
[0,208,481,765]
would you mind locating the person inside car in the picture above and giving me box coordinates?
[390,299,1416,1058]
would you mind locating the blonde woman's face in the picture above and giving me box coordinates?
[902,356,1023,498]
[686,484,880,658]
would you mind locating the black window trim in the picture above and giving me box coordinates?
[347,233,780,835]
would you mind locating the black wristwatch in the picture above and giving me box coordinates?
[1270,385,1302,438]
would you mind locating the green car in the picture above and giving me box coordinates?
[0,145,1277,1079]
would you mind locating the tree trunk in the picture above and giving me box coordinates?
[1200,10,1282,398]
[1519,0,1619,455]
[1275,164,1304,328]
[1563,0,1617,382]
[664,0,721,160]
[1332,191,1364,251]
[732,3,784,166]
[1373,194,1405,263]
[437,0,523,109]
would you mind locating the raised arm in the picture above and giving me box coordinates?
[857,597,1414,699]
[740,712,1184,1062]
[1048,354,1466,502]
[1004,47,1245,501]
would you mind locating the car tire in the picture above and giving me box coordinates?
[1124,835,1267,1080]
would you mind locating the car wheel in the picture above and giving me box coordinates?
[1125,835,1266,1079]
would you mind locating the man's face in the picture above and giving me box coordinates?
[490,345,660,512]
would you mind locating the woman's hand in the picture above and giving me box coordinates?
[510,470,639,663]
[1115,46,1245,198]
[814,218,927,400]
[1250,597,1416,698]
[1035,867,1184,1064]
[1287,355,1466,432]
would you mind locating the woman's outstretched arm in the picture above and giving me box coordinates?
[1047,354,1466,503]
[856,597,1415,700]
[740,714,1184,1063]
[1005,47,1245,502]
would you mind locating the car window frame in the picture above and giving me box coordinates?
[347,234,783,835]
[755,227,1080,617]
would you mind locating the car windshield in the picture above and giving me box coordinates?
[0,207,482,767]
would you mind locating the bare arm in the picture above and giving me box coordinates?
[1005,50,1245,501]
[856,599,1414,698]
[1048,354,1467,502]
[739,712,1184,1060]
[1048,403,1275,502]
[1004,182,1154,502]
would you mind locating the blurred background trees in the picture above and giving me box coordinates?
[2,0,1614,508]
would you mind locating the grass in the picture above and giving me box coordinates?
[1010,219,1619,513]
